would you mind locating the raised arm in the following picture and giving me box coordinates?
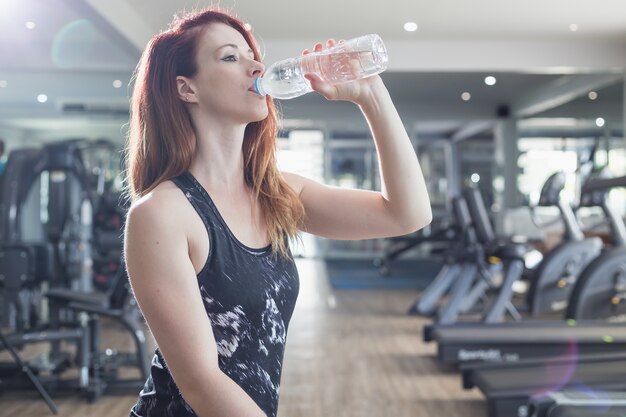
[286,40,432,240]
[357,76,432,230]
[124,192,267,417]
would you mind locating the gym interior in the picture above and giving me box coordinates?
[1,1,626,416]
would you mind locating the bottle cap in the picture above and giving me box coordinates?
[253,78,266,96]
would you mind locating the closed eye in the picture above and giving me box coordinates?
[222,55,238,62]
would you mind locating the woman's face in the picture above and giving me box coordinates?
[185,23,267,124]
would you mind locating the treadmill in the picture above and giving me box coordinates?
[530,390,626,417]
[421,176,592,343]
[429,175,626,366]
[434,321,626,365]
[438,174,626,417]
[461,351,626,417]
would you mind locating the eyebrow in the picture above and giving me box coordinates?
[217,43,254,54]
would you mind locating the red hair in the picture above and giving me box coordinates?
[125,7,304,258]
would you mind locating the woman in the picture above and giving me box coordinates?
[124,7,431,417]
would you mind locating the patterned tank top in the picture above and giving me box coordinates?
[129,171,300,417]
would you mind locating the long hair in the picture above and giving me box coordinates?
[125,7,304,259]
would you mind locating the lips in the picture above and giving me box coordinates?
[248,81,259,94]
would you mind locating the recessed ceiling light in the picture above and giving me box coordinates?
[37,94,48,103]
[596,117,605,127]
[471,173,480,183]
[403,22,418,32]
[0,80,7,88]
[461,92,471,101]
[588,91,598,100]
[112,79,123,88]
[25,21,35,30]
[484,76,496,86]
[569,24,579,32]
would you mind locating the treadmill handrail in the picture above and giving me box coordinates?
[433,322,626,343]
[461,350,626,389]
[582,174,626,193]
[462,349,626,372]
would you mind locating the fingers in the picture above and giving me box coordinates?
[304,73,336,99]
[304,73,320,83]
[302,38,341,55]
[327,39,347,47]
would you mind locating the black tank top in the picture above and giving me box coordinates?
[129,171,300,417]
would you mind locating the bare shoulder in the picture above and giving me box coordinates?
[281,171,305,196]
[126,180,192,234]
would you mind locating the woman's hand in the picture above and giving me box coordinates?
[302,38,384,106]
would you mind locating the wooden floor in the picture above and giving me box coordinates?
[0,258,485,417]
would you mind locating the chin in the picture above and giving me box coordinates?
[250,107,269,122]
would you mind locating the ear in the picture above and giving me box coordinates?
[176,76,197,103]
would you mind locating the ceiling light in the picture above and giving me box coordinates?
[484,76,496,86]
[461,92,471,101]
[471,173,480,183]
[403,22,418,32]
[37,94,48,103]
[596,117,605,127]
[0,80,7,88]
[25,21,36,30]
[569,24,579,32]
[588,91,598,100]
[112,79,123,88]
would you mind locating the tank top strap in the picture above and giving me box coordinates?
[170,171,218,232]
[171,171,272,256]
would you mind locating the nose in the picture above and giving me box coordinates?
[250,59,265,77]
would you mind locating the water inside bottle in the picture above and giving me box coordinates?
[301,50,384,84]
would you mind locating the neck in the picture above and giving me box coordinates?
[188,113,249,191]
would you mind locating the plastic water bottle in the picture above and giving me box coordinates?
[253,34,388,100]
